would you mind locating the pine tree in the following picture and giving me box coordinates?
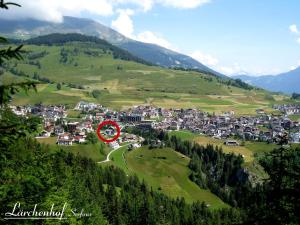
[0,1,37,105]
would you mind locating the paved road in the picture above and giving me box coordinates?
[97,144,129,164]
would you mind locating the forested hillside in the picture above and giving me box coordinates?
[125,126,300,225]
[0,108,243,225]
[13,33,152,66]
[2,106,300,224]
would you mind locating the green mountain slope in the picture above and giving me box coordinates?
[1,34,290,114]
[0,16,224,76]
[126,146,228,208]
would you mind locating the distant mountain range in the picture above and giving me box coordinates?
[0,16,224,77]
[233,67,300,94]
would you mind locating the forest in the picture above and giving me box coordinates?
[126,126,300,225]
[1,108,243,225]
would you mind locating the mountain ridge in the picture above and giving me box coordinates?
[0,16,225,77]
[233,67,300,94]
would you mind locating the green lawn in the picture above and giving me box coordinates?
[169,131,278,162]
[288,114,300,122]
[168,130,198,140]
[125,146,228,209]
[110,145,131,174]
[67,109,82,118]
[37,137,108,161]
[244,141,277,155]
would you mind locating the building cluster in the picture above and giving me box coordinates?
[125,105,300,144]
[273,104,300,115]
[10,102,300,147]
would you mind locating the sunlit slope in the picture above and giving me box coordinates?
[125,146,228,209]
[2,41,291,114]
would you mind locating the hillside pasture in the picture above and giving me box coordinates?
[0,43,289,114]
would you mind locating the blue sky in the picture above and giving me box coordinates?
[5,0,300,76]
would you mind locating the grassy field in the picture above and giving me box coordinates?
[123,146,228,209]
[1,42,292,114]
[288,114,300,122]
[109,145,131,174]
[169,130,279,162]
[193,136,255,162]
[36,137,108,161]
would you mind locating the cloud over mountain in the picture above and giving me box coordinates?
[0,0,210,23]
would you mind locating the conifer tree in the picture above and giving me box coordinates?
[0,1,37,105]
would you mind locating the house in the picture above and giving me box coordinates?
[224,140,239,146]
[54,126,64,135]
[109,141,120,150]
[77,121,94,133]
[39,130,51,137]
[137,121,154,130]
[128,143,141,150]
[121,114,143,123]
[74,135,86,144]
[169,121,180,131]
[57,133,73,145]
[256,109,265,115]
[123,134,138,142]
[67,122,79,133]
[290,132,300,143]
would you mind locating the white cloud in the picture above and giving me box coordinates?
[289,24,299,34]
[114,0,210,11]
[136,31,173,49]
[158,0,210,9]
[0,0,210,23]
[190,51,219,66]
[111,9,135,37]
[290,60,300,71]
[111,9,176,49]
[218,64,244,76]
[0,0,114,22]
[113,0,154,12]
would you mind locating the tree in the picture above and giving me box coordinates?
[291,92,300,100]
[91,89,101,98]
[86,132,98,144]
[56,83,62,90]
[0,1,37,105]
[244,134,300,225]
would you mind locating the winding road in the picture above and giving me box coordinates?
[97,143,129,164]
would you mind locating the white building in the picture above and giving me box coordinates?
[109,141,120,150]
[290,133,300,143]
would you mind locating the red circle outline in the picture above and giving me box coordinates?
[96,120,121,143]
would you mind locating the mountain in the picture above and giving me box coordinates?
[1,33,281,115]
[119,40,225,76]
[233,67,300,94]
[0,16,224,76]
[23,33,151,66]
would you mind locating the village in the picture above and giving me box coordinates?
[10,101,300,150]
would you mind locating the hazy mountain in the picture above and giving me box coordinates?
[233,67,300,94]
[0,16,224,77]
[0,16,128,44]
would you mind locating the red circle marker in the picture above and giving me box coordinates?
[96,120,121,143]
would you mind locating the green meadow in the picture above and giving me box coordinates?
[123,146,228,209]
[1,42,291,114]
[109,145,131,174]
[102,144,227,208]
[169,130,278,162]
[37,137,109,161]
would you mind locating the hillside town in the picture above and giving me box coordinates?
[10,101,300,147]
